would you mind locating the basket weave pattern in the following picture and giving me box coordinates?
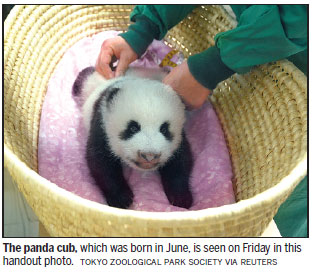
[4,5,307,237]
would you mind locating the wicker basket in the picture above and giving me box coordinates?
[4,5,307,237]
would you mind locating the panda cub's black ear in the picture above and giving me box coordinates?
[72,66,95,96]
[105,85,120,108]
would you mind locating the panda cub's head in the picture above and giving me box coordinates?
[76,67,186,171]
[102,77,185,171]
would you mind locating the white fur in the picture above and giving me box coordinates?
[82,69,185,171]
[82,76,117,133]
[125,66,168,81]
[81,71,106,102]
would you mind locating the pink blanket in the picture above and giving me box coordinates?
[38,31,235,212]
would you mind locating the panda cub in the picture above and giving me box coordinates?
[73,66,193,209]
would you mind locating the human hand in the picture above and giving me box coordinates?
[163,62,211,109]
[96,36,138,79]
[162,61,211,109]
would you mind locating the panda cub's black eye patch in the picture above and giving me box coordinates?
[160,121,173,141]
[119,120,141,140]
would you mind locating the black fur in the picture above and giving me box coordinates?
[72,66,95,96]
[158,133,193,209]
[119,120,141,140]
[86,93,133,209]
[106,86,120,107]
[160,121,173,141]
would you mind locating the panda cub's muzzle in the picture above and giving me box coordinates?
[133,151,161,170]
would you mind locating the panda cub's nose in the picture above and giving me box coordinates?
[138,151,161,162]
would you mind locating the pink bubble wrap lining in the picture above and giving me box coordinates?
[38,31,235,212]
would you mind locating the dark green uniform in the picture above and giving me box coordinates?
[120,5,307,89]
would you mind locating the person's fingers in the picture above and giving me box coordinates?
[109,55,118,72]
[162,61,211,109]
[95,59,114,79]
[95,43,115,79]
[115,57,128,77]
[115,50,138,77]
[95,36,138,79]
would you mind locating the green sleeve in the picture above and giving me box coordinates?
[274,176,307,237]
[119,5,197,56]
[187,47,235,90]
[216,5,307,73]
[187,5,307,90]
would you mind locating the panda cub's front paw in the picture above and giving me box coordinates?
[167,189,193,209]
[105,186,134,209]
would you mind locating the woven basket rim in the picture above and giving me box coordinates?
[4,144,306,222]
